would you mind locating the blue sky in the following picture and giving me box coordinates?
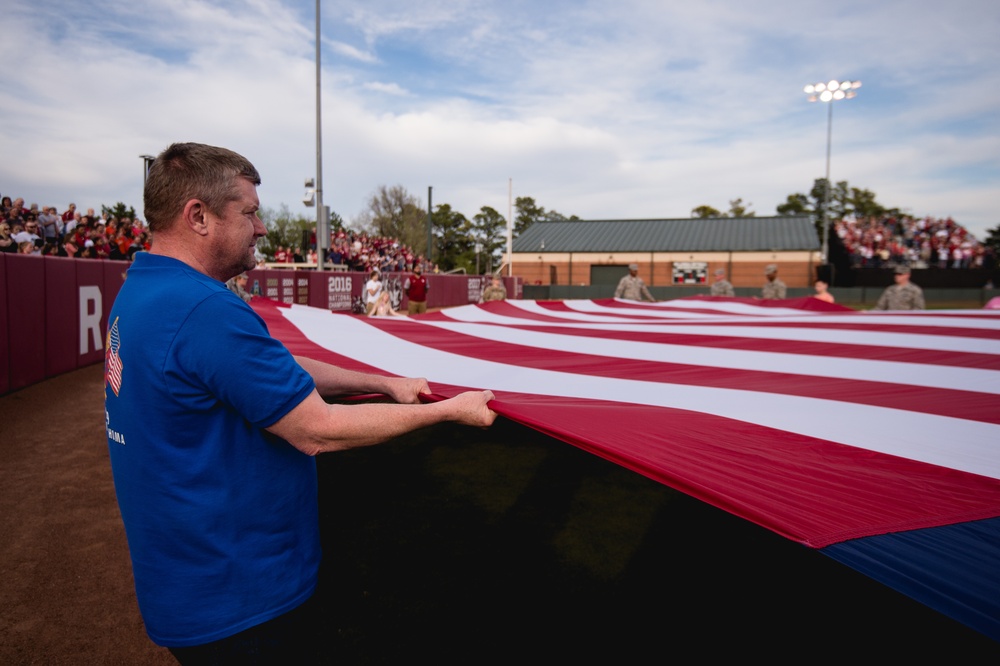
[2,0,998,241]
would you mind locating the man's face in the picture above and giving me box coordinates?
[207,177,265,278]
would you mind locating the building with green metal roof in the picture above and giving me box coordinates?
[507,216,821,289]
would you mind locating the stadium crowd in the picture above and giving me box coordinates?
[835,214,994,270]
[1,193,432,273]
[268,228,433,274]
[6,193,992,276]
[1,196,150,260]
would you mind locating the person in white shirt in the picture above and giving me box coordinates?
[64,211,82,237]
[364,269,383,315]
[12,219,41,246]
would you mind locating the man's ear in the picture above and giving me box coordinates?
[182,200,211,237]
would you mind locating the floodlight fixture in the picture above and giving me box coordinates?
[804,79,861,267]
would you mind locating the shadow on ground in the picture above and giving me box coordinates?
[315,416,999,662]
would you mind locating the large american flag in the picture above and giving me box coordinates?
[255,295,1000,640]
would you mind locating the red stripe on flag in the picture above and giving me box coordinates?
[362,320,1000,424]
[437,322,1000,371]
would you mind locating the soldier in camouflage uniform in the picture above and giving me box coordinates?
[710,268,735,297]
[615,263,656,302]
[225,273,252,303]
[873,265,925,310]
[480,275,508,302]
[761,264,786,299]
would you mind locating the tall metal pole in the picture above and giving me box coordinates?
[140,155,154,187]
[804,79,860,271]
[822,100,833,265]
[314,0,327,271]
[426,186,432,268]
[507,177,513,277]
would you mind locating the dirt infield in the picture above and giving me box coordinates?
[2,364,998,663]
[0,365,174,665]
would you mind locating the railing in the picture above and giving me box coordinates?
[263,262,348,271]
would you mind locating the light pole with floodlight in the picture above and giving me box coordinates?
[140,154,155,187]
[803,79,860,271]
[313,0,328,271]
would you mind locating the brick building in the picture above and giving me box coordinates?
[507,216,821,289]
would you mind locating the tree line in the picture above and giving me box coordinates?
[255,177,999,274]
[257,185,579,275]
[691,178,903,221]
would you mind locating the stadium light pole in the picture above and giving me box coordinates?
[804,79,860,267]
[140,154,155,187]
[507,177,513,277]
[313,0,328,271]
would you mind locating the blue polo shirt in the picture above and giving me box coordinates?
[104,252,319,647]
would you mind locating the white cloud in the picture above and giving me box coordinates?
[363,81,410,96]
[1,0,997,241]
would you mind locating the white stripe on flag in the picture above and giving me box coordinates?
[512,299,1000,330]
[282,305,1000,480]
[435,306,1000,355]
[416,320,1000,394]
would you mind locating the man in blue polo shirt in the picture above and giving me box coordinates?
[104,142,497,663]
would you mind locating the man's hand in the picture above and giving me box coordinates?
[446,389,498,428]
[383,376,432,404]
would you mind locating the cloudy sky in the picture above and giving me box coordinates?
[3,0,998,241]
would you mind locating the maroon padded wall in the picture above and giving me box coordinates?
[43,256,79,378]
[246,270,516,313]
[3,259,518,397]
[0,254,9,395]
[6,254,47,392]
[2,257,126,395]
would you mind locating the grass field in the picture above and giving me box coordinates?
[311,415,1000,661]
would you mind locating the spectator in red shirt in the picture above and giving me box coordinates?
[404,262,429,314]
